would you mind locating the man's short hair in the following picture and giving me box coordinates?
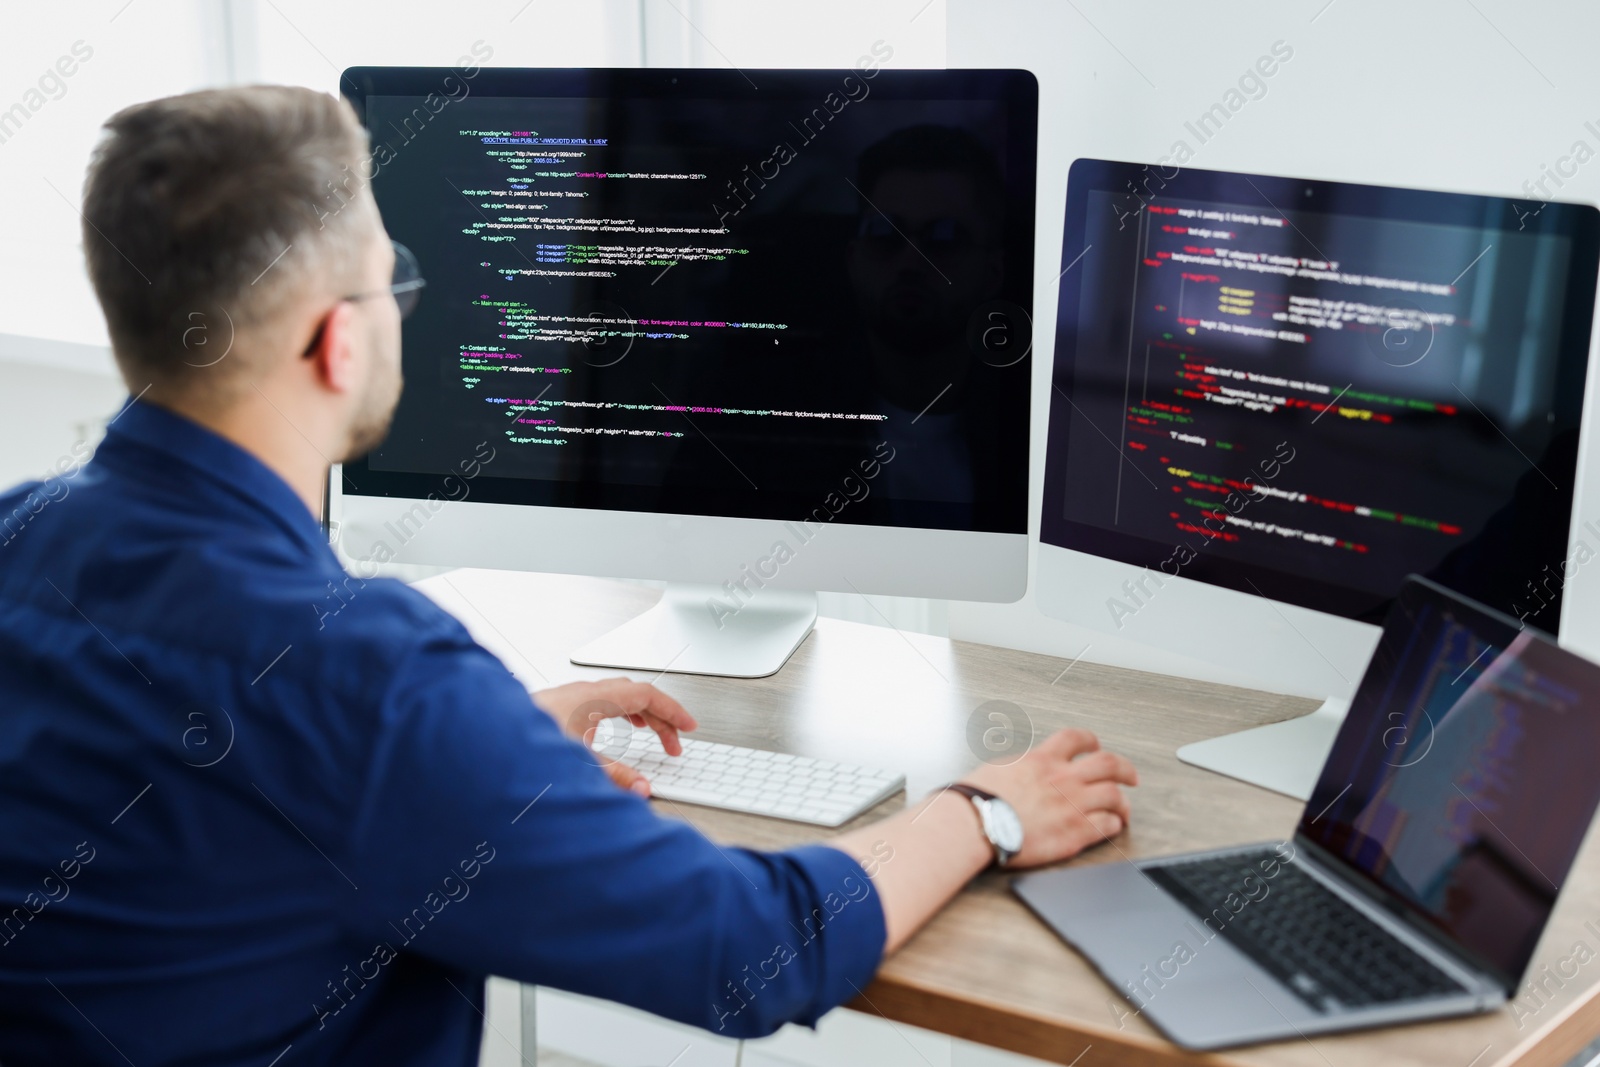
[81,86,374,396]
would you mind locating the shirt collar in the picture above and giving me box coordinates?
[98,396,330,557]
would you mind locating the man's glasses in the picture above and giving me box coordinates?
[347,240,426,319]
[854,214,984,259]
[302,240,426,356]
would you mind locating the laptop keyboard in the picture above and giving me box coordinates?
[1145,849,1468,1011]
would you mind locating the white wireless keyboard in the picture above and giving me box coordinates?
[594,728,905,827]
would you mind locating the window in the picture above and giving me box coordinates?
[0,0,643,347]
[0,4,214,346]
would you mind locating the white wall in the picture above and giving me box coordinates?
[664,0,945,69]
[244,0,639,93]
[942,0,1600,688]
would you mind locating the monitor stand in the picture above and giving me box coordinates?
[1174,696,1350,801]
[569,584,816,679]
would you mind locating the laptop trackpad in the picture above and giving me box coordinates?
[1015,860,1319,1048]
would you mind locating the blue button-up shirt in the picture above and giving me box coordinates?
[0,399,884,1066]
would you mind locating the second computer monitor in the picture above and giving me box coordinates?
[1038,159,1599,793]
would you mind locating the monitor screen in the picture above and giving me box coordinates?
[339,68,1037,534]
[1041,160,1600,629]
[1299,577,1600,985]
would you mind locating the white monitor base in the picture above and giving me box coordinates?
[1175,697,1351,801]
[570,584,816,679]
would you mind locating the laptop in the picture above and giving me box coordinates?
[1014,575,1600,1049]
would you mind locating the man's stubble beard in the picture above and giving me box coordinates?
[340,352,403,463]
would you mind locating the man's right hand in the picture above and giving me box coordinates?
[832,724,1138,955]
[957,727,1137,869]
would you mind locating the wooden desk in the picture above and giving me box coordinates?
[417,569,1600,1067]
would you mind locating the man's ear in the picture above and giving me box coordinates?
[305,301,361,394]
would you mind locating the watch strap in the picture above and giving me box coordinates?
[946,782,997,803]
[943,782,1010,866]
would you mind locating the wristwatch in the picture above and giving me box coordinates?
[947,783,1024,867]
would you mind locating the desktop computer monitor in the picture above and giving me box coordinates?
[333,67,1038,677]
[1038,159,1600,797]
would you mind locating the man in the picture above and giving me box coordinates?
[0,86,1136,1065]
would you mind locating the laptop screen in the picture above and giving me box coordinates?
[1300,577,1600,985]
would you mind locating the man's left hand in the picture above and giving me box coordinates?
[533,678,698,797]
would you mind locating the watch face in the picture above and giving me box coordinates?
[986,798,1025,853]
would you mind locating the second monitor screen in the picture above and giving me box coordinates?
[350,71,1036,534]
[1045,163,1596,629]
